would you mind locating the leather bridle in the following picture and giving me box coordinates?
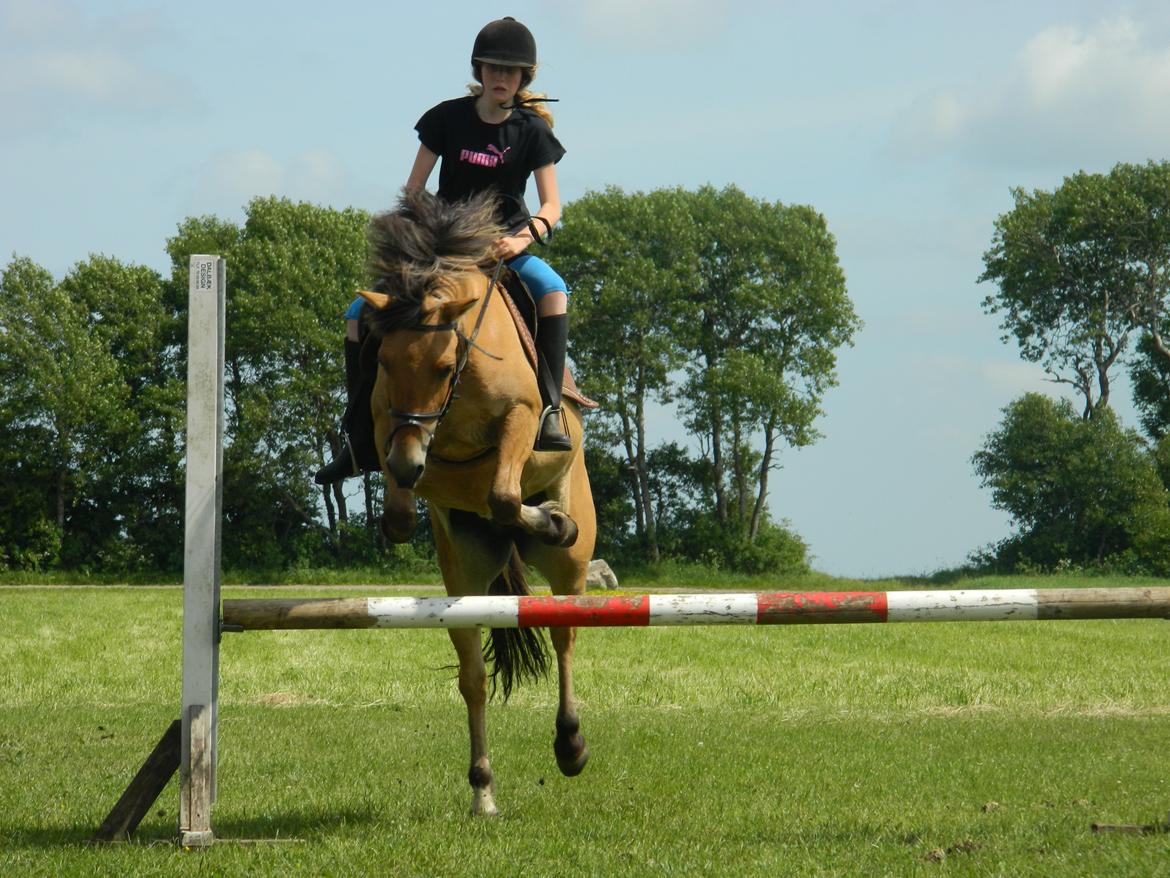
[382,259,507,455]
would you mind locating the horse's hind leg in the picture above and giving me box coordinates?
[447,627,498,816]
[433,509,510,816]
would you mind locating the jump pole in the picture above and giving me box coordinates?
[222,588,1170,630]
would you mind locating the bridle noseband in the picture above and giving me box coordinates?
[382,259,507,453]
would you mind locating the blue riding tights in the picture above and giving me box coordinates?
[345,253,568,320]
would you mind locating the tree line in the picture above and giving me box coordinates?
[975,160,1170,574]
[0,186,856,575]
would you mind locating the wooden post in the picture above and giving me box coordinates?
[180,255,225,847]
[91,720,182,843]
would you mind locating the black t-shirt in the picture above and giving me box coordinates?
[415,96,566,231]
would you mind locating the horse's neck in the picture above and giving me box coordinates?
[469,290,534,387]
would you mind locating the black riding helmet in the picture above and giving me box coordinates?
[471,17,537,69]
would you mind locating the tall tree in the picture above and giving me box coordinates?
[0,258,63,568]
[166,198,371,565]
[557,185,855,559]
[981,162,1170,418]
[0,256,155,569]
[680,186,857,541]
[57,256,184,569]
[554,187,696,561]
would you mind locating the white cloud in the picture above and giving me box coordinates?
[0,0,188,138]
[566,0,725,50]
[186,148,354,216]
[892,16,1170,167]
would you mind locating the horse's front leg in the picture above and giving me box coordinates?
[487,406,577,546]
[550,625,589,776]
[486,405,536,526]
[447,627,498,816]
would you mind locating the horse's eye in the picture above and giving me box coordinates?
[438,364,455,378]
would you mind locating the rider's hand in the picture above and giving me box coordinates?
[492,234,531,260]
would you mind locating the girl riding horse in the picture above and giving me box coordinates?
[357,187,596,815]
[316,16,572,484]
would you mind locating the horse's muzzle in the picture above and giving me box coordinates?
[393,462,424,490]
[387,434,428,489]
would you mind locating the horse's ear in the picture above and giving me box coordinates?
[422,285,480,320]
[357,289,393,310]
[445,296,481,320]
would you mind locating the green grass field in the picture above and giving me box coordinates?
[1,579,1168,876]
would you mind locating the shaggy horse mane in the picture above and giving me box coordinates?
[365,189,501,336]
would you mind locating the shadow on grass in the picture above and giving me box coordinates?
[0,805,384,849]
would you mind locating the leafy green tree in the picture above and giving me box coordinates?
[1,257,127,543]
[166,198,371,566]
[981,162,1170,418]
[0,255,176,571]
[1129,333,1170,440]
[679,186,857,542]
[57,256,184,569]
[557,186,855,563]
[0,258,63,569]
[973,393,1170,572]
[555,187,696,561]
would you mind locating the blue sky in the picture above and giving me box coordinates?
[4,0,1170,577]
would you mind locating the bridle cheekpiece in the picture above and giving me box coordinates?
[382,259,507,454]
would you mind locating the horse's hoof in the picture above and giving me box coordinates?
[557,513,579,547]
[555,737,589,777]
[554,716,589,777]
[379,512,415,544]
[540,511,579,547]
[470,788,499,816]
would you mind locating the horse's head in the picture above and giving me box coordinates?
[359,275,484,488]
[359,189,502,489]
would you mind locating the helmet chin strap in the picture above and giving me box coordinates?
[501,95,560,110]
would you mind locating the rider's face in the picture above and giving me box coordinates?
[481,64,523,105]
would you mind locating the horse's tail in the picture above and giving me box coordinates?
[483,546,549,701]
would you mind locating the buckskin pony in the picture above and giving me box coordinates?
[356,189,596,816]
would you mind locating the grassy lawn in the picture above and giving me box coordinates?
[1,579,1168,876]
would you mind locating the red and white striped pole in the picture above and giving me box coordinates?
[222,587,1170,631]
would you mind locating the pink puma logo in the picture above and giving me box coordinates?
[460,144,511,167]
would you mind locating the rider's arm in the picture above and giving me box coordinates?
[406,145,438,191]
[500,163,561,256]
[527,163,561,241]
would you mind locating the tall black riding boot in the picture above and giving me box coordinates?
[535,313,573,452]
[314,338,379,484]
